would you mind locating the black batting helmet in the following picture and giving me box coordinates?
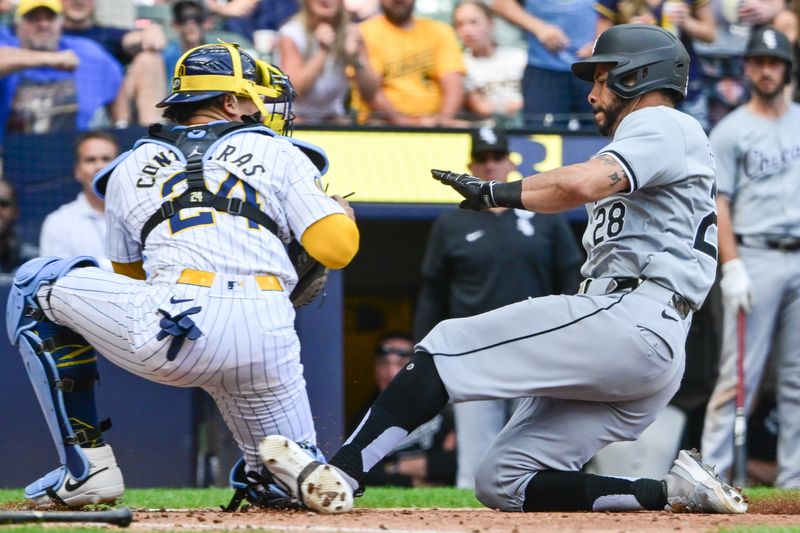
[572,24,690,101]
[745,26,793,83]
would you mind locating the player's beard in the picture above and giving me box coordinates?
[750,76,784,101]
[593,96,628,136]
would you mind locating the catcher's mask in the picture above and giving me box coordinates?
[157,42,296,135]
[571,24,690,102]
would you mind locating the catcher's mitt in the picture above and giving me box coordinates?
[287,240,329,307]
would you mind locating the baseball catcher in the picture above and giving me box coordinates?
[6,42,358,509]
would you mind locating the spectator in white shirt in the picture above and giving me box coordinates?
[454,0,526,126]
[39,131,118,270]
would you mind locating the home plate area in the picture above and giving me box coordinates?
[129,507,800,532]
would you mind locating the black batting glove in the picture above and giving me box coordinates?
[431,169,498,210]
[431,169,523,210]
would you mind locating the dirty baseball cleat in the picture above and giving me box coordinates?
[259,436,353,514]
[26,445,125,508]
[663,449,747,513]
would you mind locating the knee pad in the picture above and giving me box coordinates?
[373,351,449,431]
[18,330,93,483]
[6,256,98,344]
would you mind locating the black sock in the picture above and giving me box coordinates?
[331,352,449,482]
[523,471,667,512]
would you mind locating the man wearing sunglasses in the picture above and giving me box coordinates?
[163,1,211,88]
[414,125,582,490]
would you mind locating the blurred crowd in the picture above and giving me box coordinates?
[0,0,797,135]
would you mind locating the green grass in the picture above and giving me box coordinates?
[1,486,796,509]
[0,486,480,510]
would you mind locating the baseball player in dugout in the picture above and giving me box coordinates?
[261,24,750,515]
[701,26,800,489]
[5,43,358,509]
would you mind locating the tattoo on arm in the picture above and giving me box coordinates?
[596,155,625,187]
[608,171,623,186]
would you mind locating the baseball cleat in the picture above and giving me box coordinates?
[663,449,747,513]
[258,436,353,514]
[27,445,125,508]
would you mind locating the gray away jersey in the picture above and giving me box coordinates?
[710,103,800,237]
[580,106,718,309]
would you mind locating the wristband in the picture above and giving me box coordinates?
[489,180,524,209]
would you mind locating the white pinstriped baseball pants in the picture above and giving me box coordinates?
[38,267,316,472]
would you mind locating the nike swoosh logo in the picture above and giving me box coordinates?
[170,296,193,304]
[465,230,485,242]
[64,467,109,492]
[662,309,678,322]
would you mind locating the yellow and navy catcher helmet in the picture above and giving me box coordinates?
[157,42,295,135]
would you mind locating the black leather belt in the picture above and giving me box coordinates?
[579,277,691,319]
[578,277,642,294]
[736,234,800,251]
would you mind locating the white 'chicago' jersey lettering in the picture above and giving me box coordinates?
[711,102,800,236]
[104,129,344,290]
[580,106,718,309]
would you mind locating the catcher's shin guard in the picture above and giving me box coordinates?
[17,330,91,486]
[6,256,98,344]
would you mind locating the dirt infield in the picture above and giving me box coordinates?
[127,507,800,532]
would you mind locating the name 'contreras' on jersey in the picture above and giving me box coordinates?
[104,129,344,290]
[580,106,718,310]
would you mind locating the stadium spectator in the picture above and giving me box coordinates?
[278,0,379,124]
[163,1,212,81]
[204,0,298,40]
[491,0,596,130]
[354,0,466,126]
[350,332,457,488]
[453,0,526,126]
[344,0,379,21]
[0,0,124,142]
[587,0,715,127]
[39,131,118,270]
[414,126,582,489]
[0,179,37,273]
[60,0,166,126]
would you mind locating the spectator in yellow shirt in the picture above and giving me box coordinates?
[356,0,466,126]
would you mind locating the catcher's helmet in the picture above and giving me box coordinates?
[572,24,690,101]
[745,26,793,83]
[157,43,295,135]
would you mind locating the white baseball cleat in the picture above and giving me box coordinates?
[30,445,125,507]
[258,436,353,514]
[663,449,747,513]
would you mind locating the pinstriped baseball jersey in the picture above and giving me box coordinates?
[582,106,718,309]
[38,125,347,472]
[104,126,345,288]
